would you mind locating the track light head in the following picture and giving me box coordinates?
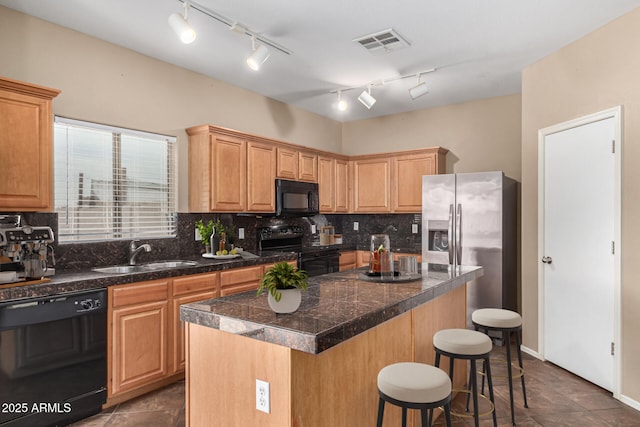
[409,74,428,99]
[409,81,429,99]
[247,39,270,71]
[357,87,376,109]
[168,2,196,44]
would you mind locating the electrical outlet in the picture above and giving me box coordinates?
[256,379,270,413]
[195,227,202,241]
[353,221,359,231]
[311,224,317,234]
[238,228,245,240]
[412,223,419,234]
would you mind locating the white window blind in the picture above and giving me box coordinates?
[54,117,177,242]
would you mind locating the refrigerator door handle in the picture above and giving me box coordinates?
[455,204,462,266]
[448,204,454,265]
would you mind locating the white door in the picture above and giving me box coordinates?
[541,114,618,391]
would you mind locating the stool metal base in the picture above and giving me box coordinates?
[376,391,453,427]
[474,322,528,426]
[435,349,498,427]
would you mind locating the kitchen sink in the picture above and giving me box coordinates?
[142,260,199,269]
[92,260,198,274]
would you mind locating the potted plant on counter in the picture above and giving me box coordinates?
[195,219,215,253]
[257,261,308,313]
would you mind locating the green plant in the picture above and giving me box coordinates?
[196,219,228,246]
[256,261,308,302]
[195,220,214,246]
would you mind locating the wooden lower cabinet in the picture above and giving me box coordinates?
[171,273,219,374]
[108,280,170,400]
[220,265,264,296]
[339,251,357,271]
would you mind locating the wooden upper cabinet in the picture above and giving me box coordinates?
[351,157,392,212]
[335,159,349,212]
[0,77,60,211]
[276,147,317,182]
[187,126,246,212]
[318,156,335,212]
[246,141,276,212]
[276,146,298,180]
[392,149,447,212]
[298,151,318,182]
[319,156,348,213]
[211,135,247,212]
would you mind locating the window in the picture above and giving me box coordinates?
[54,117,177,242]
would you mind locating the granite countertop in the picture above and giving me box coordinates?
[180,264,483,354]
[0,251,298,302]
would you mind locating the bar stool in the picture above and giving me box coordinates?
[433,329,497,427]
[472,308,528,426]
[376,362,453,427]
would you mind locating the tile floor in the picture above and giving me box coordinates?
[70,346,640,427]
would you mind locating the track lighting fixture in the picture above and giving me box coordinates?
[168,1,196,44]
[247,37,270,71]
[337,91,347,111]
[357,86,376,109]
[409,74,429,99]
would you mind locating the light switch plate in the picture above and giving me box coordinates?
[353,222,359,231]
[195,228,202,241]
[311,224,317,234]
[411,223,419,234]
[238,228,245,239]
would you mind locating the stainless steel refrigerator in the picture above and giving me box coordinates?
[422,171,517,326]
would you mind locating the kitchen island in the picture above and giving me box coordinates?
[180,264,483,427]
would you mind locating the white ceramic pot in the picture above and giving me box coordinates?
[267,288,302,314]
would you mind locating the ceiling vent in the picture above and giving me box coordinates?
[353,29,410,54]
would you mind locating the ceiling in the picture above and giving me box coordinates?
[2,1,640,122]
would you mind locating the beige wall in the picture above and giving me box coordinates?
[342,94,522,180]
[522,8,640,402]
[0,6,342,212]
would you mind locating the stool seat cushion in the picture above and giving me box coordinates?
[472,308,522,329]
[433,329,493,355]
[377,362,451,404]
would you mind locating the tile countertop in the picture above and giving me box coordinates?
[0,251,298,302]
[180,264,484,354]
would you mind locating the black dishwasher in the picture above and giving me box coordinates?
[0,289,107,427]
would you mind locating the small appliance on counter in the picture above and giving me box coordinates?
[0,214,55,284]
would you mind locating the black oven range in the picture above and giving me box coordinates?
[258,225,339,277]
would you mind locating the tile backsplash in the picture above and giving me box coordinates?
[9,212,422,271]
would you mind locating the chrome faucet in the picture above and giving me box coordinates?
[129,240,152,265]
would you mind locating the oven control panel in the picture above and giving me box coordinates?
[258,225,304,241]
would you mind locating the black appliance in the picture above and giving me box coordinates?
[275,179,319,217]
[258,225,339,277]
[0,289,107,427]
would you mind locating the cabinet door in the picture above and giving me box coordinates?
[276,146,298,180]
[298,152,318,182]
[0,78,59,211]
[318,156,335,212]
[247,141,276,212]
[392,152,438,212]
[171,273,219,374]
[220,265,265,296]
[339,251,357,271]
[352,158,391,212]
[211,134,246,211]
[109,280,169,397]
[335,159,349,212]
[356,250,371,268]
[171,290,217,374]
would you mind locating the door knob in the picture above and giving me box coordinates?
[541,256,553,264]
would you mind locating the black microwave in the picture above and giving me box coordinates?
[275,179,320,217]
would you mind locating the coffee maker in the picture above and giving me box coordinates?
[0,215,55,282]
